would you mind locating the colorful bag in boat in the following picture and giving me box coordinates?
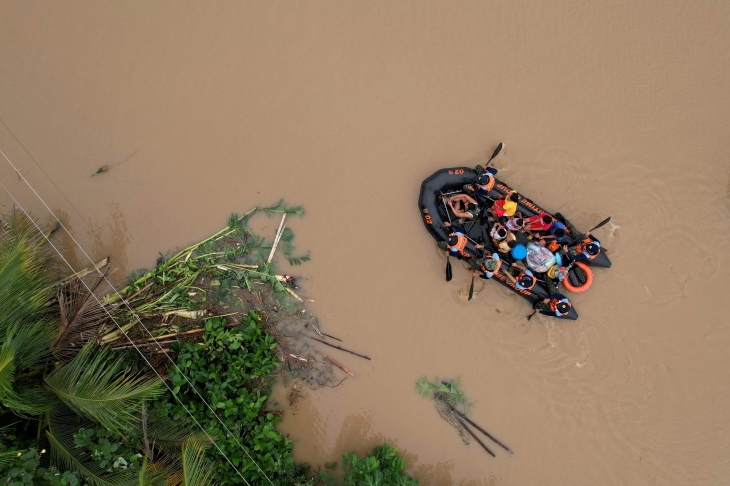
[525,242,556,273]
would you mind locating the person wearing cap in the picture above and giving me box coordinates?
[562,237,601,263]
[504,262,536,291]
[446,193,480,220]
[472,252,503,279]
[534,293,573,317]
[440,221,484,260]
[467,167,498,199]
[490,191,520,218]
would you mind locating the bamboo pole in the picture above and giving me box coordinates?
[447,403,512,453]
[455,417,495,457]
[267,214,287,264]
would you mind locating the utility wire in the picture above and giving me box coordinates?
[0,147,277,485]
[0,180,253,486]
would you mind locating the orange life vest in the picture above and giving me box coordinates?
[549,297,571,314]
[447,233,469,257]
[517,272,536,291]
[477,174,495,193]
[547,240,560,252]
[575,238,599,260]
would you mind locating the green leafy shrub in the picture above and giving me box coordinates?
[72,428,142,473]
[321,444,418,486]
[0,447,81,486]
[164,312,310,485]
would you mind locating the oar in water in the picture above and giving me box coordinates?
[527,310,537,321]
[468,274,475,300]
[486,142,504,168]
[589,216,611,233]
[440,192,455,282]
[586,216,612,252]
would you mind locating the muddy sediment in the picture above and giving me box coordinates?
[1,2,730,484]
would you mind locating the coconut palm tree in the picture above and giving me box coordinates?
[0,209,205,485]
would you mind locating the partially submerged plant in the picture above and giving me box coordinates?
[416,377,511,458]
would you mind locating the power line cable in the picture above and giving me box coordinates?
[0,179,253,486]
[0,146,277,485]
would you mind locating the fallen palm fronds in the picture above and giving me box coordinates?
[416,377,511,458]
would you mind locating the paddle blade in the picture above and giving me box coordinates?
[589,216,611,233]
[446,256,453,281]
[486,142,504,166]
[527,311,537,321]
[468,275,475,300]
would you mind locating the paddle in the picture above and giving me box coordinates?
[486,142,504,168]
[527,310,537,321]
[588,216,611,233]
[440,193,455,282]
[468,274,475,300]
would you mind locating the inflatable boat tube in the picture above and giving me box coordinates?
[418,168,483,259]
[563,262,593,293]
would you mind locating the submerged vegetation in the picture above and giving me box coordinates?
[0,204,417,485]
[417,377,512,458]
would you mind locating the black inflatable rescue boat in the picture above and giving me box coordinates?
[419,166,612,320]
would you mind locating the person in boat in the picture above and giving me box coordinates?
[506,215,526,232]
[440,221,483,259]
[497,232,517,254]
[504,262,536,291]
[535,221,567,252]
[525,212,554,233]
[534,293,573,317]
[446,193,480,220]
[545,264,568,295]
[465,167,498,199]
[561,237,601,263]
[490,191,520,218]
[472,251,504,279]
[490,223,512,248]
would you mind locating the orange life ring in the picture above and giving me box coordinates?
[562,261,593,293]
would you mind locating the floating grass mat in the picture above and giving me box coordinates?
[416,377,512,458]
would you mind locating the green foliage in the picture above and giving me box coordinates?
[415,378,465,406]
[0,447,81,486]
[44,346,164,437]
[164,313,307,485]
[72,428,142,474]
[179,437,216,486]
[321,445,417,486]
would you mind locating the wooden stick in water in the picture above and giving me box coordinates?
[447,403,512,453]
[316,350,356,377]
[304,335,371,360]
[322,333,342,342]
[455,416,495,457]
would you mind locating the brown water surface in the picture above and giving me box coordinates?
[2,2,730,484]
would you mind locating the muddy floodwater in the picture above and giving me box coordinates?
[2,2,730,484]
